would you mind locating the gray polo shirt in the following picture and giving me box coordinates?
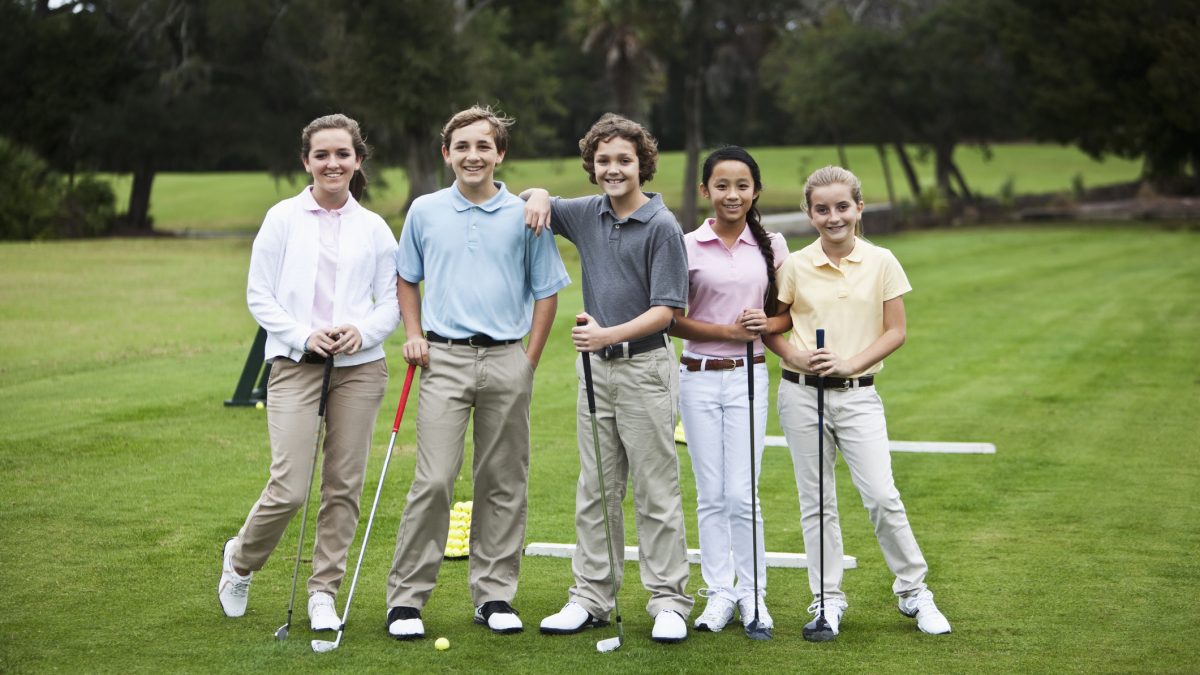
[550,192,687,330]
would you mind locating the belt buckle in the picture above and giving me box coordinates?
[836,378,852,391]
[716,359,737,371]
[467,335,481,348]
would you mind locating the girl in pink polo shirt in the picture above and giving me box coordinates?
[671,146,788,637]
[768,165,951,638]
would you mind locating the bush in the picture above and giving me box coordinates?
[0,137,116,240]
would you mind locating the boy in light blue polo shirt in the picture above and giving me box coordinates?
[385,106,569,640]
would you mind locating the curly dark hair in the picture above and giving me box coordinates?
[578,113,659,186]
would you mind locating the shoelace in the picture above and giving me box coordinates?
[229,577,250,598]
[909,593,937,614]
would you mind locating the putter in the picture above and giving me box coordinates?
[579,319,624,654]
[743,341,771,641]
[313,364,417,653]
[275,356,335,641]
[802,328,836,642]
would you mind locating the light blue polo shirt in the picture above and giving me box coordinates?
[396,181,570,340]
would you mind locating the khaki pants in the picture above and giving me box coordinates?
[569,344,694,619]
[777,379,929,602]
[230,357,388,596]
[387,342,534,609]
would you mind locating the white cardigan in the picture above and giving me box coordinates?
[247,189,400,366]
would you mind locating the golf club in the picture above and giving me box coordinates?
[313,363,417,654]
[744,341,771,640]
[579,318,624,654]
[275,356,335,641]
[802,328,836,642]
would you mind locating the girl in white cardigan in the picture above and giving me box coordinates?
[218,114,400,632]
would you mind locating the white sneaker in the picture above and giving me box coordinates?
[738,595,774,630]
[308,592,341,632]
[539,601,608,634]
[806,597,848,635]
[899,589,951,634]
[386,606,425,640]
[475,600,523,634]
[217,538,252,618]
[651,609,688,643]
[694,594,736,632]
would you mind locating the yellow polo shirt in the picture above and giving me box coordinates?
[777,237,911,377]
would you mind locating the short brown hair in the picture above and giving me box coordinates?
[578,113,659,185]
[441,105,515,153]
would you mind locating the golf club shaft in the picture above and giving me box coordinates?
[579,320,623,641]
[747,340,760,624]
[282,356,335,635]
[336,364,416,634]
[815,328,825,618]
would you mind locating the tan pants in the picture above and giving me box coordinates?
[386,342,534,609]
[777,379,929,602]
[230,357,388,596]
[569,345,694,619]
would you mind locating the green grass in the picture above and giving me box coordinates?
[1,224,1198,673]
[101,143,1142,233]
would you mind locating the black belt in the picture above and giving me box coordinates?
[782,370,874,390]
[299,352,328,365]
[597,332,667,360]
[426,331,519,348]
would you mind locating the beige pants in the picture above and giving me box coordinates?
[387,342,534,609]
[230,357,388,596]
[777,379,929,602]
[569,345,694,619]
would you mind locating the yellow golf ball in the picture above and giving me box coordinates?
[435,637,450,651]
[255,401,265,410]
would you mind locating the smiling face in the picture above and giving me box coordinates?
[442,119,504,192]
[701,159,758,229]
[807,182,864,249]
[592,136,641,202]
[303,128,361,202]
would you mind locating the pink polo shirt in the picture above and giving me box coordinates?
[683,219,789,358]
[298,186,356,330]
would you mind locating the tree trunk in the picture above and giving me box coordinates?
[680,70,703,231]
[949,159,974,202]
[893,142,921,199]
[875,143,896,206]
[125,163,156,232]
[934,142,956,201]
[403,136,442,212]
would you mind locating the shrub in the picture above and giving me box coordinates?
[0,137,116,240]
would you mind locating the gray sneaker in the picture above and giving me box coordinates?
[217,538,252,617]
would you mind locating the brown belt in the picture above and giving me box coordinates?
[680,354,766,371]
[781,370,874,389]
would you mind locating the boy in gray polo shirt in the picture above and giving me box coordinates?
[523,113,693,643]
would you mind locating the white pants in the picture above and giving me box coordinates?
[777,379,928,602]
[678,359,769,603]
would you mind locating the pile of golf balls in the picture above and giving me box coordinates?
[444,500,472,558]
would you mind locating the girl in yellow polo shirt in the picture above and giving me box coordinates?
[766,166,951,638]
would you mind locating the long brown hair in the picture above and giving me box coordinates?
[702,146,778,314]
[301,114,371,201]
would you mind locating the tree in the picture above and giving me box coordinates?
[1003,0,1200,188]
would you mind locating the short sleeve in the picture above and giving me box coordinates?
[776,253,799,305]
[395,209,424,283]
[880,249,912,301]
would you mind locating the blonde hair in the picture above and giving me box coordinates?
[803,165,865,237]
[301,114,370,200]
[441,105,515,153]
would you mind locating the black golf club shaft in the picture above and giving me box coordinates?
[747,341,761,627]
[579,318,623,644]
[279,355,334,639]
[816,328,826,621]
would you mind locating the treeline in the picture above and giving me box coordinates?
[1,0,1196,238]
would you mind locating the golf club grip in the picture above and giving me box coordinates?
[746,340,756,400]
[577,318,597,412]
[392,364,416,432]
[318,356,334,417]
[816,328,825,350]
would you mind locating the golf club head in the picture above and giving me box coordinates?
[311,636,340,653]
[745,620,773,641]
[274,624,289,641]
[596,636,622,653]
[802,615,836,643]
